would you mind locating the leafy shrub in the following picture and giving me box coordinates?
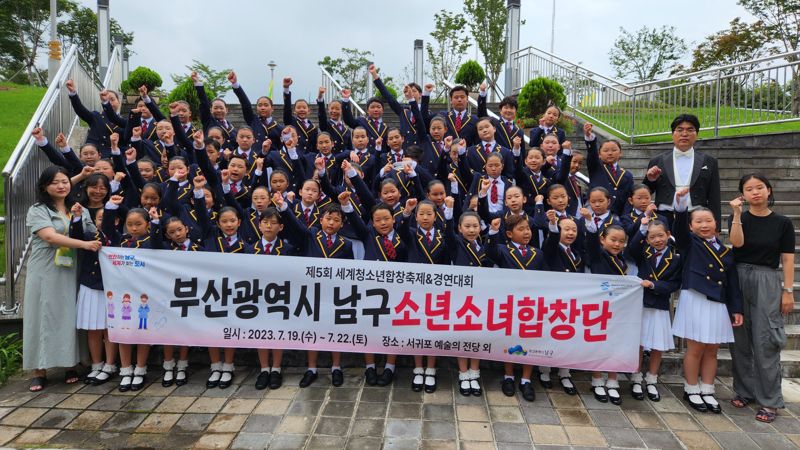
[517,77,567,119]
[120,66,163,95]
[0,333,22,386]
[454,60,486,92]
[164,78,217,120]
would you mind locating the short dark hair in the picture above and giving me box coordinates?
[670,114,700,132]
[449,85,469,98]
[588,186,612,201]
[261,207,282,224]
[505,214,530,231]
[407,82,422,93]
[600,223,627,239]
[405,145,423,161]
[371,203,394,218]
[739,173,774,206]
[256,96,274,106]
[366,97,383,108]
[321,202,344,219]
[499,96,518,110]
[458,210,481,226]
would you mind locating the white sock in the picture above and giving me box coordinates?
[272,367,281,373]
[606,379,620,390]
[504,375,514,381]
[220,363,234,383]
[134,365,147,376]
[331,366,341,372]
[424,368,436,386]
[684,383,701,394]
[384,363,395,372]
[307,367,317,374]
[591,377,605,387]
[261,367,270,373]
[467,369,480,379]
[365,364,375,369]
[176,360,189,370]
[119,366,133,382]
[208,362,222,382]
[413,367,424,384]
[520,378,530,385]
[458,371,470,388]
[558,368,571,378]
[163,359,176,371]
[644,372,658,384]
[630,372,643,383]
[539,371,551,382]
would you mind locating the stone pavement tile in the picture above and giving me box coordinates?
[599,426,646,448]
[25,392,70,407]
[79,381,116,395]
[88,394,131,411]
[489,405,524,423]
[355,400,388,418]
[493,422,531,443]
[322,400,356,417]
[771,415,800,434]
[748,432,800,450]
[140,383,176,397]
[455,392,486,405]
[125,432,170,448]
[124,394,164,412]
[172,382,208,397]
[528,424,568,445]
[101,411,146,432]
[422,420,456,440]
[206,413,247,433]
[345,436,383,450]
[619,397,654,411]
[652,396,689,413]
[173,412,214,432]
[231,382,268,399]
[154,395,196,413]
[329,387,360,402]
[728,412,777,432]
[460,442,496,450]
[360,387,391,403]
[711,432,760,450]
[423,389,453,404]
[548,393,583,409]
[230,431,271,449]
[287,399,324,416]
[423,404,454,421]
[675,430,722,450]
[221,398,259,414]
[47,429,93,447]
[392,388,424,403]
[57,393,102,409]
[0,425,24,445]
[486,390,519,406]
[268,433,308,449]
[389,402,422,419]
[382,437,419,449]
[563,425,607,446]
[253,398,291,416]
[12,428,59,444]
[787,434,800,447]
[0,407,13,420]
[521,405,560,425]
[95,431,132,449]
[164,432,202,448]
[31,407,80,428]
[660,411,701,430]
[0,392,36,407]
[186,396,227,414]
[457,421,492,441]
[0,406,48,426]
[588,409,632,427]
[276,415,315,434]
[456,404,489,421]
[43,381,83,394]
[136,412,180,433]
[241,413,281,433]
[624,410,666,429]
[420,440,457,450]
[637,429,684,449]
[579,393,619,410]
[193,431,235,449]
[65,410,113,430]
[295,386,327,401]
[385,418,422,439]
[200,385,236,398]
[264,385,299,400]
[694,411,740,432]
[307,435,346,449]
[556,408,592,426]
[350,418,385,437]
[314,416,351,436]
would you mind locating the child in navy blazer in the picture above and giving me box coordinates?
[584,123,633,216]
[228,71,283,151]
[370,64,425,146]
[671,189,743,413]
[282,77,317,152]
[620,185,670,238]
[582,208,630,405]
[477,83,525,152]
[425,85,478,145]
[515,147,555,213]
[529,106,566,147]
[316,89,351,152]
[465,119,515,180]
[487,214,546,402]
[341,89,387,151]
[532,184,586,260]
[627,216,682,402]
[556,148,586,217]
[277,193,354,389]
[192,72,236,150]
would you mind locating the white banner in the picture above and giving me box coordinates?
[99,248,644,372]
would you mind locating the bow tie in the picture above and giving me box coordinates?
[674,150,693,158]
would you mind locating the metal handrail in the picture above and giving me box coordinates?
[442,79,590,185]
[1,44,123,309]
[319,65,366,116]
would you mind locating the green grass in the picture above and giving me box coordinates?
[0,333,22,386]
[0,82,47,275]
[575,104,800,144]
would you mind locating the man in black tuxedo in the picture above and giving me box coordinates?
[643,114,721,228]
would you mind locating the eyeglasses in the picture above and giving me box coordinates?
[673,127,697,135]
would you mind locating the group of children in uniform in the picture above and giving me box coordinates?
[30,64,745,415]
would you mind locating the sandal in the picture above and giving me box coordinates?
[29,376,47,392]
[730,395,751,408]
[64,369,80,384]
[756,407,777,423]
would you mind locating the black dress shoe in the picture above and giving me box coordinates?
[269,371,282,389]
[683,392,708,412]
[702,395,722,414]
[459,377,471,396]
[175,369,188,387]
[412,372,424,392]
[630,383,645,401]
[424,373,437,394]
[593,385,608,403]
[470,379,482,397]
[130,374,146,392]
[539,374,553,389]
[377,368,394,387]
[364,367,378,386]
[607,387,622,405]
[218,371,234,389]
[206,370,221,389]
[331,369,344,387]
[520,382,536,402]
[646,383,660,402]
[560,377,577,396]
[255,371,271,390]
[501,378,516,397]
[299,370,318,388]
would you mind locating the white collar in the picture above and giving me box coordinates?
[673,146,695,158]
[262,237,277,248]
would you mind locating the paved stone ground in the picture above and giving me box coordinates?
[0,367,799,449]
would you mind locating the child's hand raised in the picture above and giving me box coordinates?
[546,209,557,224]
[114,172,126,183]
[169,102,180,116]
[403,162,413,174]
[283,77,292,88]
[444,136,453,148]
[546,155,556,166]
[338,190,351,205]
[480,178,491,195]
[220,169,230,184]
[349,151,360,165]
[444,196,454,209]
[110,132,119,148]
[148,207,160,221]
[272,192,284,207]
[375,136,382,148]
[341,88,351,100]
[262,138,272,154]
[314,157,325,172]
[479,81,487,93]
[285,191,296,202]
[190,71,199,84]
[110,194,124,205]
[193,130,204,146]
[490,218,501,231]
[645,202,657,214]
[534,194,544,203]
[317,86,326,99]
[368,64,378,79]
[583,122,593,137]
[383,162,393,174]
[641,215,650,226]
[405,198,418,212]
[193,175,206,189]
[424,83,434,92]
[341,159,352,173]
[80,165,94,177]
[579,207,592,220]
[132,126,142,138]
[99,89,108,102]
[223,148,233,160]
[512,136,521,149]
[562,140,572,150]
[256,157,264,171]
[71,203,83,216]
[31,127,44,140]
[125,147,136,161]
[55,133,67,148]
[65,79,76,93]
[447,173,456,183]
[138,85,148,97]
[227,71,237,85]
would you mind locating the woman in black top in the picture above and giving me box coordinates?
[728,173,795,423]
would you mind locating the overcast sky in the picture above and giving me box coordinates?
[74,0,755,103]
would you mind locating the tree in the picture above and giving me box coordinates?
[463,0,506,100]
[690,18,774,73]
[170,60,231,101]
[58,5,134,71]
[426,10,470,100]
[319,47,373,102]
[454,60,486,92]
[608,25,687,82]
[0,0,77,85]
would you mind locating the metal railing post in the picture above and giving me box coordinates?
[630,87,637,144]
[714,70,722,137]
